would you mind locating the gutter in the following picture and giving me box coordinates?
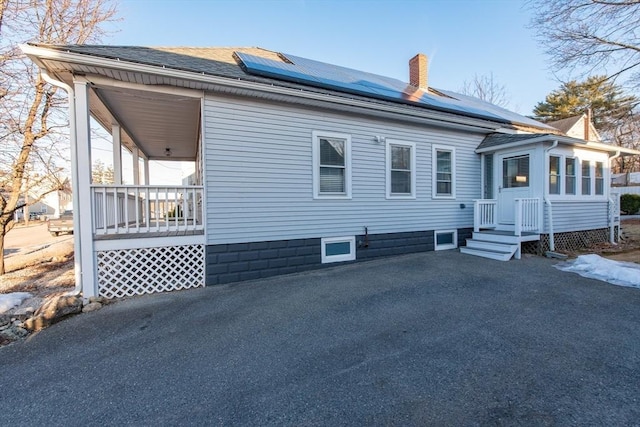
[39,71,82,296]
[544,140,559,252]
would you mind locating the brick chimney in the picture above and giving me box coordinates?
[409,53,428,90]
[584,108,591,141]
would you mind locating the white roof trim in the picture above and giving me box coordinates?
[476,134,640,155]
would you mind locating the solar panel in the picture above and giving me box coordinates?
[235,52,521,124]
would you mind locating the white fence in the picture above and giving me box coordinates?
[91,185,204,235]
[614,186,640,196]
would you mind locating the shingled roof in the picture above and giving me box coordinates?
[548,115,583,134]
[33,44,554,131]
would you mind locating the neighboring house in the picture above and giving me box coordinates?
[21,45,640,300]
[12,185,72,221]
[548,113,601,142]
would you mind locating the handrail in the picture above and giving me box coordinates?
[473,199,497,232]
[91,185,204,235]
[515,198,540,236]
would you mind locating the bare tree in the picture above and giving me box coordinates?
[460,73,510,108]
[0,0,118,274]
[528,0,640,87]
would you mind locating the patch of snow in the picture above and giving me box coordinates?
[0,292,32,314]
[555,254,640,288]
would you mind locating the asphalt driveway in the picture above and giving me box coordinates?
[2,251,639,426]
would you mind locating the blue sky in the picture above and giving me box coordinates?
[105,0,560,115]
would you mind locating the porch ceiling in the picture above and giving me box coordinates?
[91,86,200,160]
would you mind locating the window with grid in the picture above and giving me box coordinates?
[549,155,560,195]
[582,160,591,195]
[595,161,604,195]
[432,145,456,198]
[312,131,351,199]
[565,158,576,195]
[386,141,415,198]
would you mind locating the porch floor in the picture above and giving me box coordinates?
[94,229,204,240]
[475,229,540,242]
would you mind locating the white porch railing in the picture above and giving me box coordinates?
[514,198,540,236]
[91,185,204,235]
[473,199,498,232]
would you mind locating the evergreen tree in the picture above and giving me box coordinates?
[533,76,638,133]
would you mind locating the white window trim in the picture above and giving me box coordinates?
[312,130,352,200]
[432,145,456,199]
[548,155,561,195]
[434,229,458,251]
[546,154,607,201]
[581,159,592,196]
[321,236,356,264]
[385,139,416,199]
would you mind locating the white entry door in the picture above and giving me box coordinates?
[497,153,532,225]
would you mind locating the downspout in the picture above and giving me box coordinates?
[608,150,622,244]
[40,71,82,296]
[544,140,558,252]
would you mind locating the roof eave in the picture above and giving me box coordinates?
[20,43,517,133]
[476,133,640,156]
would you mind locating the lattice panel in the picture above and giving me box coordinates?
[96,244,204,299]
[521,227,616,255]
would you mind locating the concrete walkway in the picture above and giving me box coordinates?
[2,251,640,425]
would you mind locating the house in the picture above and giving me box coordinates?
[548,112,601,142]
[21,45,640,299]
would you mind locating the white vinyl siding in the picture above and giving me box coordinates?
[543,201,609,233]
[203,95,481,244]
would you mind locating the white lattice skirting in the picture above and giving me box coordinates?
[96,244,204,299]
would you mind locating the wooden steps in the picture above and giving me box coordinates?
[459,230,540,261]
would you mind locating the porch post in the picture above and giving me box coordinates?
[73,81,97,298]
[143,158,150,185]
[112,124,122,185]
[132,147,140,185]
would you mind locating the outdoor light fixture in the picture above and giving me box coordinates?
[165,147,172,157]
[373,135,386,143]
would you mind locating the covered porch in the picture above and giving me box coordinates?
[21,47,209,299]
[84,77,206,298]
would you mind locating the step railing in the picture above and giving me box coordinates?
[514,197,540,236]
[91,185,204,235]
[473,199,497,232]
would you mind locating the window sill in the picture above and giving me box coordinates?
[385,194,416,200]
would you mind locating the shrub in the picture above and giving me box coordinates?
[620,194,640,215]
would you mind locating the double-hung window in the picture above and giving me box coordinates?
[565,158,576,195]
[432,145,456,198]
[595,161,604,195]
[312,131,351,199]
[581,160,591,195]
[549,155,560,195]
[386,140,416,198]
